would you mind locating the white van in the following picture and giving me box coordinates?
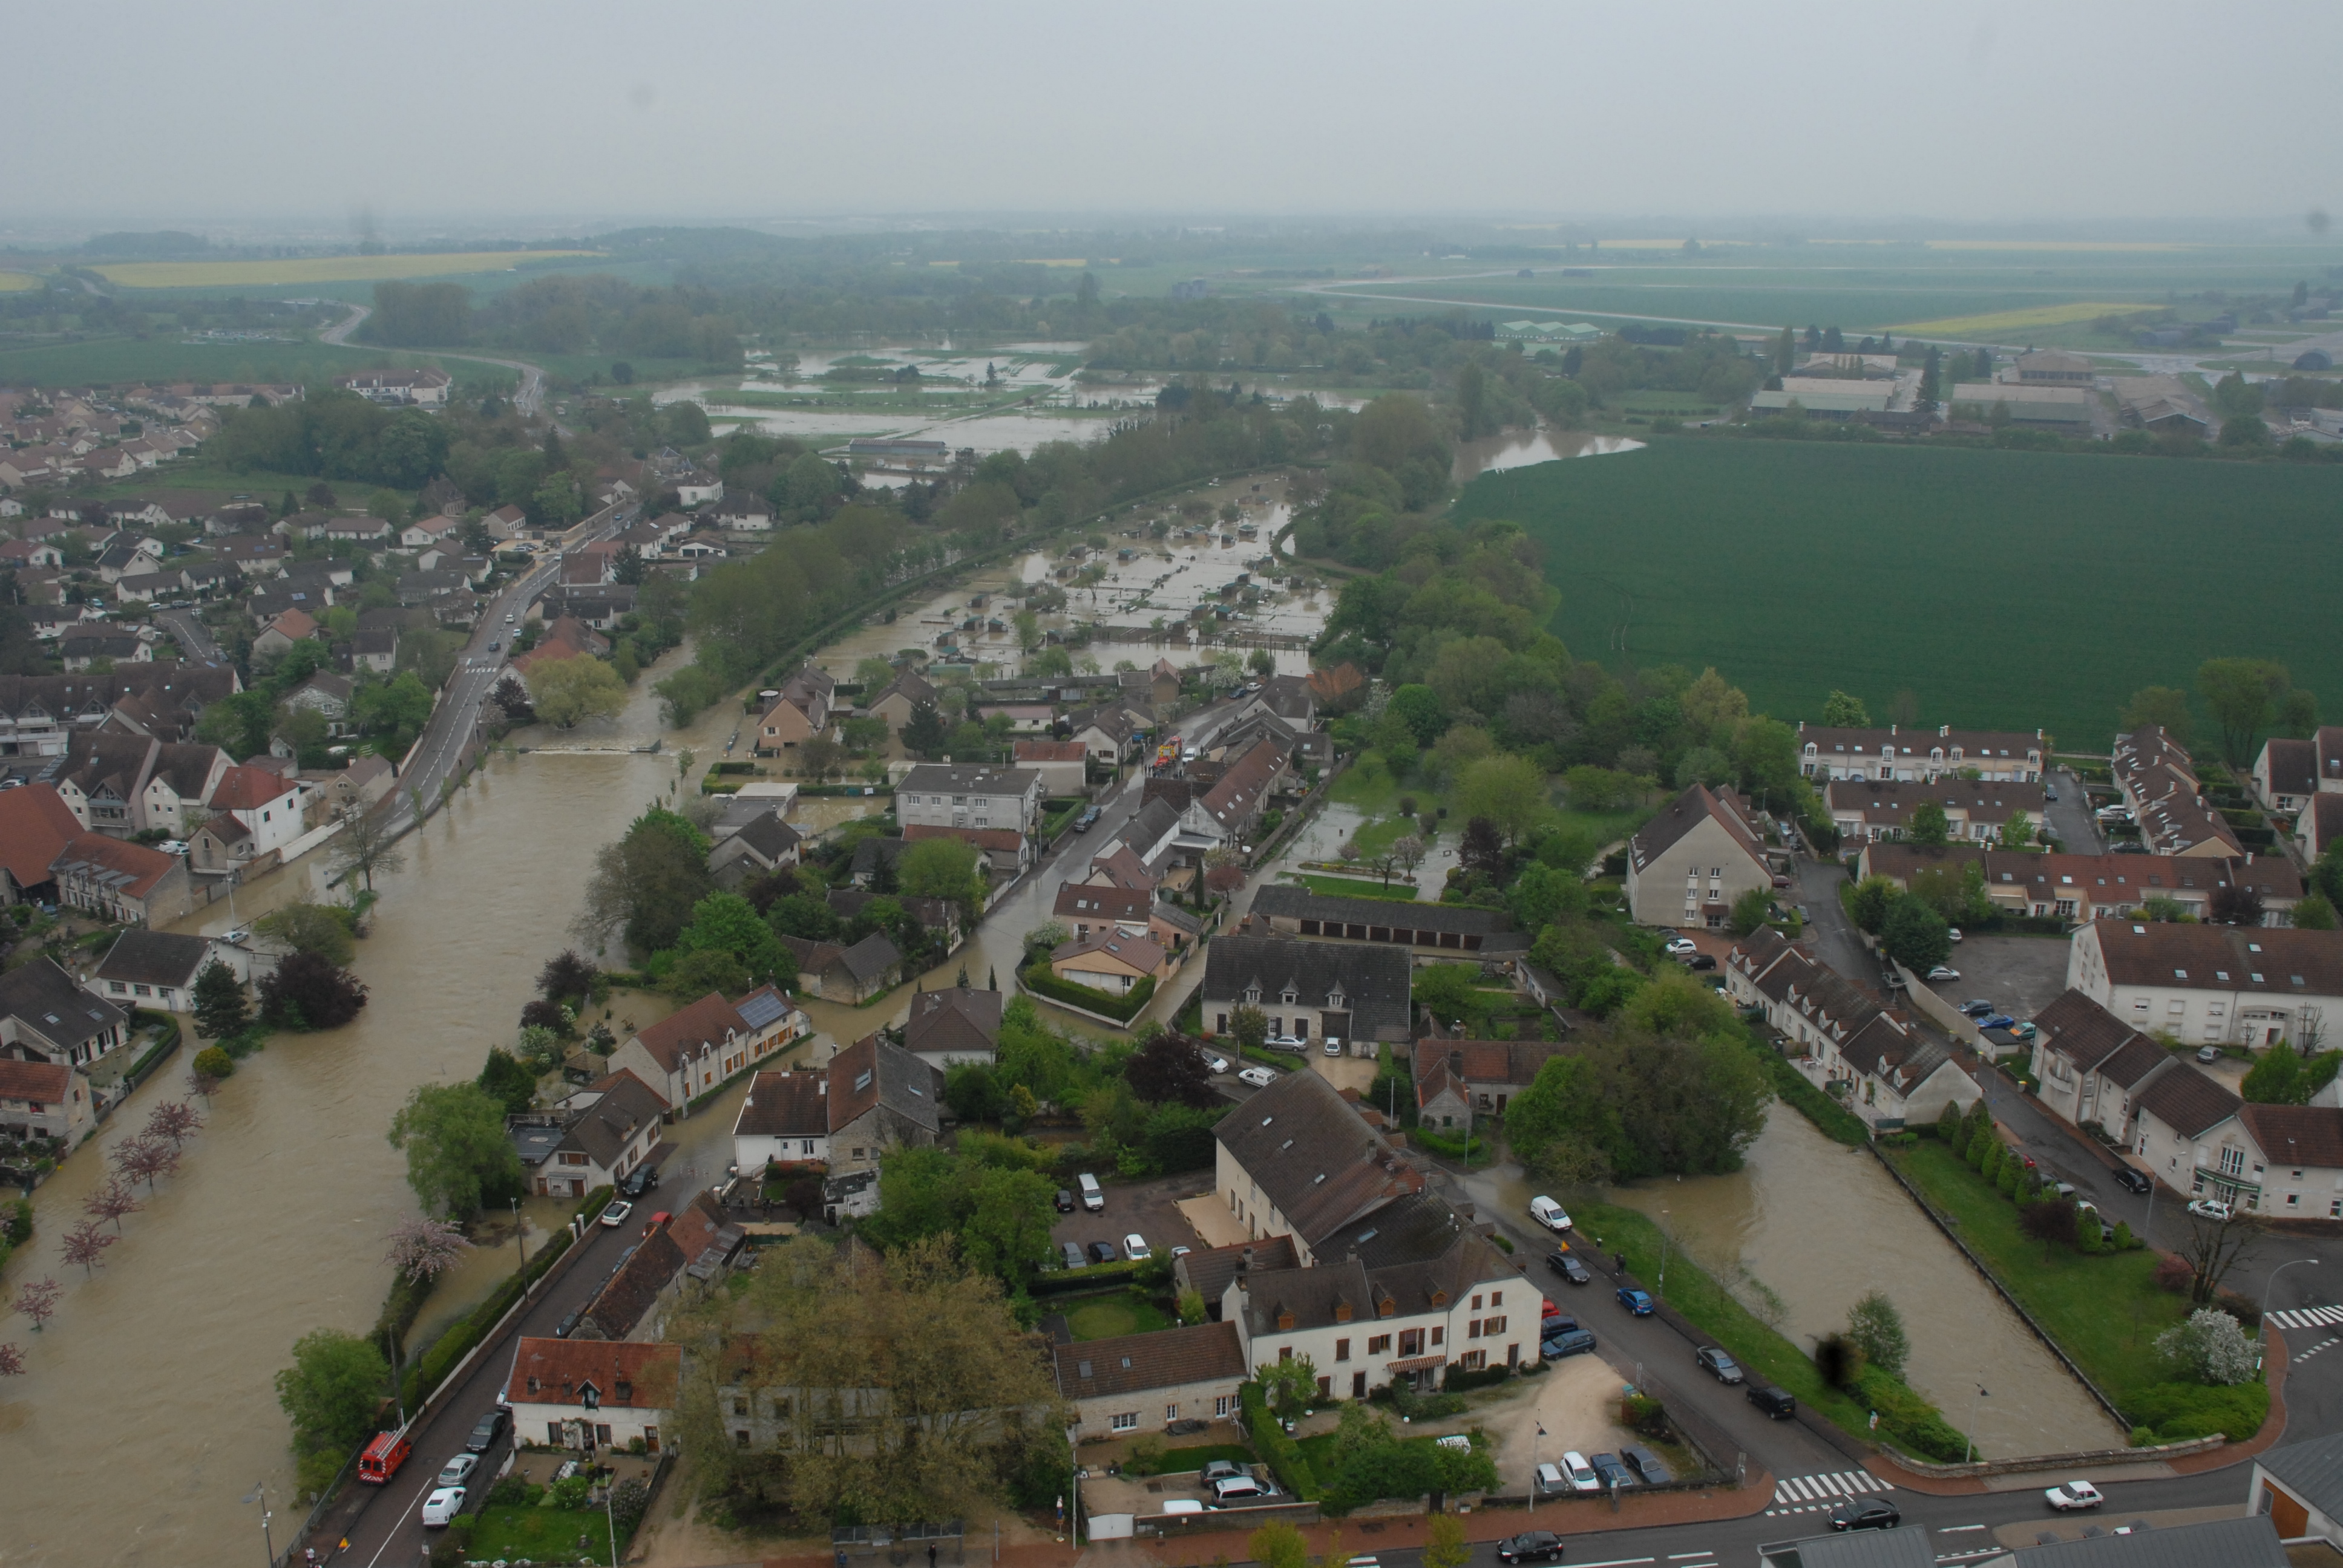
[1079,1172,1104,1212]
[1161,1500,1206,1518]
[1529,1195,1572,1232]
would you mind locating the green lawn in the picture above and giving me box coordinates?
[0,335,505,390]
[1062,1290,1172,1340]
[465,1503,626,1566]
[1887,1141,2189,1410]
[1553,806,1650,849]
[1289,873,1421,901]
[1458,440,2343,751]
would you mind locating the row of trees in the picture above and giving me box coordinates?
[2120,658,2318,768]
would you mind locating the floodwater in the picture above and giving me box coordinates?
[1595,1108,2126,1459]
[1452,426,1644,484]
[0,665,740,1568]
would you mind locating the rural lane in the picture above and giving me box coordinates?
[322,302,554,424]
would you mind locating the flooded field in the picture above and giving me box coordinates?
[1453,427,1644,483]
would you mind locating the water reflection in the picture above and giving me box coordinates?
[1603,1109,2125,1458]
[1452,426,1644,484]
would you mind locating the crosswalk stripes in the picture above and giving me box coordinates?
[1764,1469,1895,1515]
[2266,1304,2343,1331]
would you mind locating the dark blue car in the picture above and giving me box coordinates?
[1616,1287,1654,1315]
[1979,1014,2016,1032]
[1541,1328,1598,1360]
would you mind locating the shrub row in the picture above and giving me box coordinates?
[398,1186,608,1408]
[1751,1040,1870,1145]
[1240,1380,1320,1499]
[1021,962,1155,1021]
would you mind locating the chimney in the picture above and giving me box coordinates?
[1238,1245,1253,1273]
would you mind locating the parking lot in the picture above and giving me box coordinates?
[1049,1170,1213,1264]
[1934,933,2071,1023]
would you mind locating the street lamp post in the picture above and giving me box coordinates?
[2260,1257,2322,1361]
[1964,1383,1988,1465]
[1529,1421,1546,1520]
[1659,1210,1671,1295]
[241,1483,273,1568]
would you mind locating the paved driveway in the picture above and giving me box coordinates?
[2043,766,2105,854]
[1943,934,2070,1021]
[1049,1170,1213,1263]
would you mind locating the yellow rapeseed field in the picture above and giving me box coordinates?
[0,271,42,292]
[88,250,601,289]
[1893,301,2149,336]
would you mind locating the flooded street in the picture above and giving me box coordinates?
[1599,1108,2125,1458]
[0,667,741,1568]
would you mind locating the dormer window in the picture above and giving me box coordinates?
[1280,987,1298,1005]
[1334,1299,1352,1322]
[1276,1308,1296,1331]
[1244,985,1262,1004]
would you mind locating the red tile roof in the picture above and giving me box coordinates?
[50,832,178,898]
[503,1337,681,1408]
[629,991,749,1074]
[0,783,84,891]
[0,1057,72,1102]
[1015,738,1089,762]
[211,763,296,811]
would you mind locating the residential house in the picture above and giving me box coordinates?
[1172,1236,1300,1323]
[252,608,320,661]
[1973,849,2299,926]
[352,626,398,674]
[1824,778,2047,846]
[503,1338,680,1454]
[2027,990,2177,1135]
[821,1032,942,1218]
[2309,795,2343,862]
[398,514,465,550]
[896,763,1043,837]
[51,731,226,839]
[2319,726,2343,795]
[2250,1429,2343,1550]
[1200,935,1412,1050]
[2069,918,2343,1051]
[510,1069,668,1199]
[609,985,808,1111]
[707,813,802,887]
[1728,929,1980,1131]
[0,1056,95,1144]
[901,985,1001,1069]
[1409,1037,1572,1131]
[1230,673,1315,729]
[339,368,453,407]
[51,832,194,926]
[1052,882,1202,956]
[0,956,131,1077]
[1063,704,1141,765]
[674,473,723,508]
[732,1067,831,1172]
[89,929,228,1013]
[752,663,836,752]
[2255,736,2319,817]
[571,1197,739,1341]
[0,783,84,903]
[315,755,394,817]
[1054,1322,1249,1440]
[1624,782,1775,927]
[1796,722,2045,783]
[1247,885,1515,956]
[1081,840,1159,893]
[195,762,312,866]
[2112,725,2244,858]
[284,671,355,734]
[1012,737,1089,794]
[796,932,900,1004]
[1164,738,1288,860]
[1049,932,1168,995]
[511,615,609,676]
[2128,1066,2251,1208]
[860,668,937,734]
[483,504,529,540]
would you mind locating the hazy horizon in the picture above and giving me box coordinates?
[5,0,2338,243]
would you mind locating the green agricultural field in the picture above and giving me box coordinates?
[0,335,504,390]
[1453,440,2343,751]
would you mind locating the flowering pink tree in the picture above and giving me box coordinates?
[111,1135,179,1194]
[83,1178,140,1232]
[0,1342,24,1377]
[143,1099,202,1148]
[61,1220,116,1276]
[11,1278,61,1333]
[381,1217,474,1422]
[185,1067,220,1102]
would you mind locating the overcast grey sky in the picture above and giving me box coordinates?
[9,0,2340,238]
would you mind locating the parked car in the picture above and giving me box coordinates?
[2109,1165,2153,1195]
[1199,1050,1230,1074]
[2045,1480,2103,1512]
[1961,999,1997,1018]
[1695,1346,1744,1384]
[1208,1475,1276,1506]
[1542,1313,1579,1336]
[1830,1497,1901,1532]
[1199,1460,1247,1485]
[1122,1233,1151,1261]
[1620,1445,1673,1485]
[1496,1531,1564,1564]
[1978,1014,2016,1032]
[436,1453,480,1487]
[1079,1172,1104,1212]
[1055,1189,1076,1213]
[1075,808,1101,832]
[1556,1451,1601,1492]
[1748,1384,1797,1419]
[554,1308,581,1338]
[1541,1328,1598,1360]
[1529,1195,1572,1232]
[1589,1452,1637,1489]
[1616,1287,1654,1316]
[487,641,500,652]
[1663,937,1698,956]
[2187,1198,2233,1223]
[1060,1241,1086,1270]
[1927,965,1959,981]
[2009,1021,2039,1041]
[1686,953,1717,972]
[1547,1250,1592,1285]
[421,1487,466,1528]
[1947,927,1963,942]
[1086,1240,1118,1264]
[1533,1462,1570,1497]
[617,1165,658,1199]
[598,1200,633,1228]
[464,1410,508,1454]
[1237,1065,1278,1089]
[1324,1037,1344,1056]
[1267,1034,1308,1054]
[2197,1045,2224,1064]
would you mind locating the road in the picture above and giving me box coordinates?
[327,1088,747,1567]
[323,303,554,424]
[152,604,221,662]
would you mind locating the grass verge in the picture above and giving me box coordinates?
[464,1503,626,1566]
[1063,1290,1172,1340]
[1751,1042,1871,1146]
[1289,873,1421,901]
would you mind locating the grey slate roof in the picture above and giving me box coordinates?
[1201,934,1413,1043]
[1211,1065,1424,1250]
[2256,1429,2343,1519]
[93,929,211,990]
[730,813,801,863]
[1995,1514,2283,1567]
[1759,1526,1937,1568]
[837,932,900,986]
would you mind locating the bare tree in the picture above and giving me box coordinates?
[329,803,407,892]
[83,1178,140,1233]
[143,1099,202,1149]
[61,1220,116,1276]
[2179,1209,2264,1306]
[11,1276,61,1332]
[185,1065,220,1102]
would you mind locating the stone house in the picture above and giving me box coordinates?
[1408,1037,1571,1131]
[1624,783,1774,928]
[2068,918,2343,1052]
[821,1032,942,1220]
[608,985,807,1112]
[1053,1322,1248,1440]
[508,1069,669,1200]
[503,1338,679,1454]
[731,1067,831,1172]
[50,832,193,926]
[900,985,1001,1070]
[1199,935,1413,1050]
[88,929,226,1013]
